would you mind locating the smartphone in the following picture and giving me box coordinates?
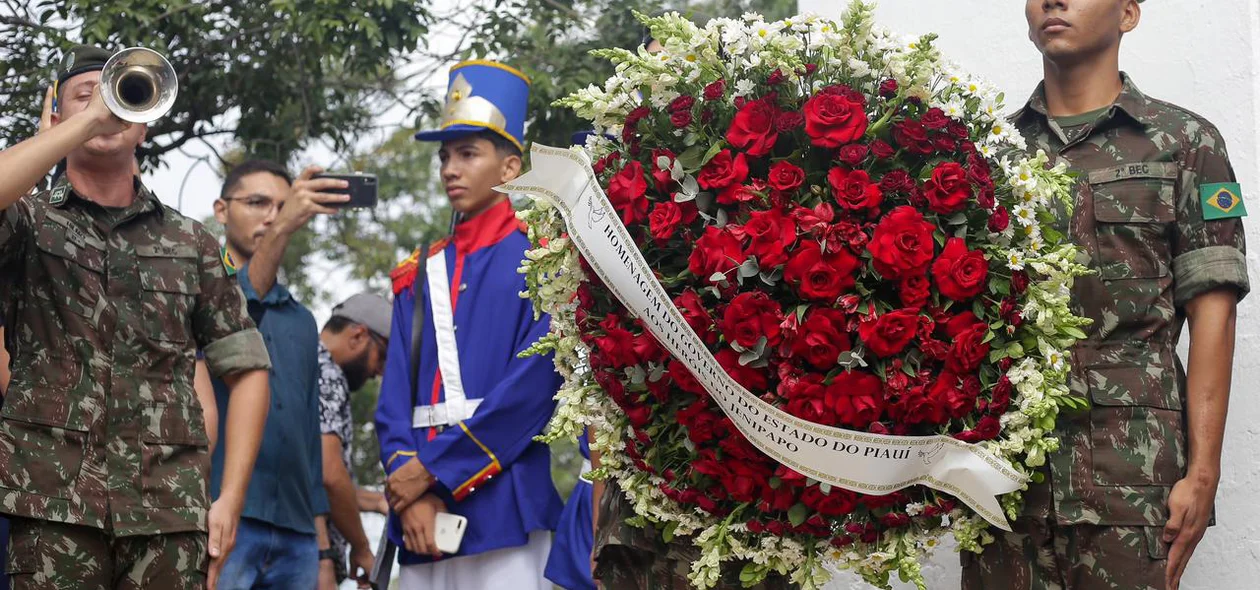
[315,172,378,208]
[434,512,468,554]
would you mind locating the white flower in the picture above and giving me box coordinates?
[733,79,757,98]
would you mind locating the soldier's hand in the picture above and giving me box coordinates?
[206,495,244,590]
[399,494,447,559]
[272,165,349,236]
[387,457,434,513]
[83,86,131,137]
[38,86,55,133]
[1163,475,1217,589]
[318,559,338,590]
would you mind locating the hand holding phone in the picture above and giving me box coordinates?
[313,172,378,208]
[434,512,468,554]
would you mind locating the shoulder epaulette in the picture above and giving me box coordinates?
[390,238,451,295]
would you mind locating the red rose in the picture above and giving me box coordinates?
[943,311,983,339]
[624,404,651,428]
[801,485,858,517]
[833,219,868,250]
[858,308,920,357]
[592,151,620,175]
[921,107,950,130]
[726,96,781,157]
[945,322,990,374]
[697,149,750,204]
[670,110,693,128]
[721,291,784,348]
[632,324,668,364]
[689,226,747,284]
[594,314,637,368]
[879,79,898,98]
[931,373,977,420]
[988,206,1010,232]
[606,160,649,224]
[870,139,895,159]
[990,375,1013,415]
[650,148,675,191]
[675,289,716,344]
[890,385,947,426]
[956,415,1002,443]
[703,79,726,101]
[923,162,973,214]
[789,307,851,369]
[949,120,970,140]
[837,144,869,167]
[649,201,685,242]
[767,161,806,194]
[828,168,883,214]
[826,371,886,428]
[716,348,768,391]
[803,88,869,148]
[668,95,696,112]
[740,208,798,267]
[1011,270,1029,294]
[668,359,707,396]
[932,237,989,301]
[878,169,915,194]
[678,403,721,443]
[776,111,805,132]
[767,69,786,86]
[892,119,933,155]
[899,274,931,308]
[868,206,937,279]
[784,240,861,302]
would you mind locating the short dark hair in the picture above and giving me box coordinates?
[322,315,356,334]
[471,129,522,159]
[220,159,292,200]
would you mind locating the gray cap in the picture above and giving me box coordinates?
[331,293,392,339]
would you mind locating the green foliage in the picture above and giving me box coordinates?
[0,0,430,167]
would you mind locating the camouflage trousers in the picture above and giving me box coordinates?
[961,518,1168,590]
[5,518,207,589]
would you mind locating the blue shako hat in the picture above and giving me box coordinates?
[415,60,530,152]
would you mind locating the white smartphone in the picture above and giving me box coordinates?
[434,512,468,554]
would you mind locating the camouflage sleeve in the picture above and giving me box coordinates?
[1172,123,1249,307]
[0,198,34,270]
[190,226,271,377]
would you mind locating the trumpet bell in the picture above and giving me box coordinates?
[100,47,178,124]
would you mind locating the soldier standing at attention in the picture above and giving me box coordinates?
[965,2,1248,589]
[0,46,272,589]
[376,60,563,590]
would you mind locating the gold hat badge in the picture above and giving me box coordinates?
[440,72,507,131]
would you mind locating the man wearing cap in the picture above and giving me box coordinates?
[208,158,349,589]
[0,45,272,588]
[315,293,391,588]
[375,60,563,589]
[964,2,1247,589]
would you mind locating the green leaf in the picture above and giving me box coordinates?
[701,141,726,166]
[677,144,707,171]
[787,503,809,527]
[1062,326,1088,340]
[662,520,679,543]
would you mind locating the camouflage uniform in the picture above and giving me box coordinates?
[0,175,271,587]
[593,484,791,590]
[963,75,1249,589]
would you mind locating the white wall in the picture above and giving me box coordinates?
[794,1,1260,589]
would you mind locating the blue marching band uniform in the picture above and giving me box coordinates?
[375,60,594,588]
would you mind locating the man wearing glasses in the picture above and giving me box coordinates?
[209,159,349,588]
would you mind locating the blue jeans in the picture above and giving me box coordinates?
[217,517,318,590]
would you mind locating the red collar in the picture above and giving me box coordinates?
[452,198,520,254]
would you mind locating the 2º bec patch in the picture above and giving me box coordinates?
[1200,183,1247,220]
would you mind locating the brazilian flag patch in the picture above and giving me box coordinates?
[1201,182,1247,220]
[220,246,238,277]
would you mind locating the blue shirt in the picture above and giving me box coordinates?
[210,264,328,535]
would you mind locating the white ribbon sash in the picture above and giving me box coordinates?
[412,249,481,428]
[498,144,1028,531]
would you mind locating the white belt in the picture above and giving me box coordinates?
[412,399,483,429]
[579,458,593,483]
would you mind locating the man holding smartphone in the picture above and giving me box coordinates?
[375,60,563,590]
[208,160,348,588]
